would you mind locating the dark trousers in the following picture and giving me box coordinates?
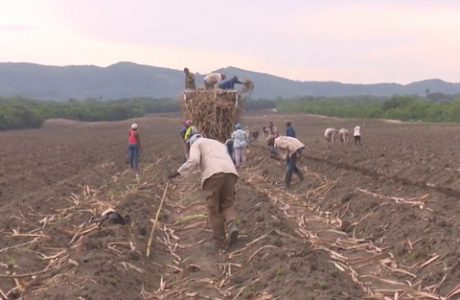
[354,136,361,144]
[286,152,303,187]
[202,173,237,242]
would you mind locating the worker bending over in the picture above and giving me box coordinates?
[168,134,239,250]
[273,136,305,189]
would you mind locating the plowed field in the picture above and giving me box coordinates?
[1,114,459,300]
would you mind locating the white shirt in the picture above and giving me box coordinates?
[177,138,238,187]
[204,73,223,84]
[354,126,361,136]
[324,128,337,138]
[274,136,305,159]
[231,129,248,148]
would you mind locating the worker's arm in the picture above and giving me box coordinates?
[173,142,201,177]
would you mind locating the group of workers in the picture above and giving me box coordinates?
[166,118,305,251]
[324,125,361,144]
[184,67,244,90]
[127,118,362,252]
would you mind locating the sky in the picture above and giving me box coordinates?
[1,0,460,84]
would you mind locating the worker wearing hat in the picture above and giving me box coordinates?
[183,120,199,159]
[128,123,142,172]
[231,123,249,168]
[273,136,305,189]
[168,134,239,250]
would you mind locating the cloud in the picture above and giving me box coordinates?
[0,24,34,31]
[2,0,460,83]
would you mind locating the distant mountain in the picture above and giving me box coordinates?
[0,62,459,100]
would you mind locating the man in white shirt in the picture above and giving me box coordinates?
[231,123,249,168]
[353,125,361,145]
[324,128,338,142]
[204,73,226,89]
[168,134,239,249]
[338,128,349,142]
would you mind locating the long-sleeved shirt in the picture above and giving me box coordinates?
[231,129,248,148]
[324,128,337,140]
[177,138,238,187]
[286,126,296,137]
[274,136,305,160]
[219,77,243,90]
[204,73,224,84]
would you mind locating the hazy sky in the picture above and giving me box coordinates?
[1,0,460,83]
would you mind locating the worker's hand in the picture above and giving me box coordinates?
[167,171,180,180]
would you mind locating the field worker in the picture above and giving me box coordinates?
[219,76,244,90]
[274,136,305,189]
[338,128,349,142]
[168,134,239,250]
[184,68,196,90]
[266,135,278,158]
[128,123,142,172]
[231,123,249,168]
[286,121,296,138]
[324,128,338,142]
[184,122,199,142]
[268,121,280,138]
[204,73,226,89]
[354,125,361,144]
[184,123,199,158]
[180,120,192,160]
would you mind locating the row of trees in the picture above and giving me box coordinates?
[0,97,179,130]
[3,94,460,131]
[277,95,460,122]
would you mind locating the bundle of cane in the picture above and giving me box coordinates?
[181,89,244,142]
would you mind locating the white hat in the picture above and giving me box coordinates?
[131,123,138,129]
[189,133,203,145]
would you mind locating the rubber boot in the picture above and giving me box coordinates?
[285,173,292,189]
[297,170,304,182]
[227,222,239,248]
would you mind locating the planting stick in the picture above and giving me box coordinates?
[146,182,169,258]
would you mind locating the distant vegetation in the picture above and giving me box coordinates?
[0,97,179,130]
[277,95,460,122]
[3,94,460,131]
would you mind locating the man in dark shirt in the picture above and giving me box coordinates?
[219,76,243,90]
[286,121,296,137]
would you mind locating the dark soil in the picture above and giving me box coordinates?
[2,113,459,299]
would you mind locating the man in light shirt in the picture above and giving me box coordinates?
[168,134,239,249]
[274,136,305,189]
[354,125,361,145]
[338,128,349,142]
[204,73,226,89]
[231,123,249,168]
[324,128,338,143]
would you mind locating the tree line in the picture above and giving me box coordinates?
[2,94,460,131]
[276,95,460,122]
[0,97,179,130]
